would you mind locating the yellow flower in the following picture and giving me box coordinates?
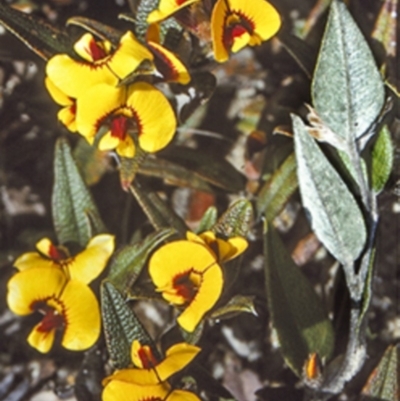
[46,31,153,99]
[45,77,77,132]
[6,235,114,353]
[76,82,177,158]
[211,0,281,62]
[147,0,200,23]
[102,340,201,401]
[148,231,248,332]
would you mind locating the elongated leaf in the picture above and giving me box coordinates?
[0,2,74,60]
[197,206,218,233]
[101,281,159,369]
[292,115,366,266]
[371,125,393,194]
[213,199,253,238]
[52,138,105,247]
[361,344,399,401]
[312,0,385,148]
[210,295,257,321]
[108,229,174,293]
[264,222,334,376]
[256,153,298,220]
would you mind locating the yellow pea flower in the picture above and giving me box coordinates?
[6,234,114,353]
[46,31,153,99]
[148,231,248,332]
[147,0,200,24]
[211,0,281,62]
[75,82,176,158]
[102,340,201,401]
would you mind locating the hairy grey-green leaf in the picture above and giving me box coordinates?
[292,115,366,266]
[312,0,384,147]
[264,222,334,376]
[371,125,393,194]
[101,281,159,369]
[52,138,105,247]
[107,229,174,293]
[197,206,218,233]
[256,153,298,220]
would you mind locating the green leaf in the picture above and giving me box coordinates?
[197,206,218,233]
[107,228,175,293]
[101,281,159,369]
[0,2,74,60]
[312,0,385,148]
[209,295,257,321]
[129,181,188,236]
[361,344,399,401]
[264,222,334,376]
[119,149,148,191]
[256,153,298,220]
[371,125,393,194]
[292,115,367,266]
[52,138,106,247]
[213,199,253,238]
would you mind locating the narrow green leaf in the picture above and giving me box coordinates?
[312,0,385,148]
[292,115,367,266]
[256,153,298,220]
[197,206,218,233]
[107,229,175,293]
[0,2,74,60]
[361,344,399,401]
[101,281,159,369]
[371,125,393,194]
[213,199,253,238]
[119,149,148,191]
[52,138,106,247]
[210,295,257,321]
[264,222,334,376]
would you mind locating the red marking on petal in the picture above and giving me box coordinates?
[88,38,107,61]
[149,45,179,82]
[48,244,68,261]
[110,115,128,140]
[176,0,189,5]
[32,299,65,333]
[222,10,255,51]
[232,24,246,38]
[173,269,200,303]
[137,346,158,369]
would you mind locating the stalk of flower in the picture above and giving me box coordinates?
[6,235,114,353]
[102,340,202,401]
[75,82,177,158]
[211,0,282,62]
[148,231,248,332]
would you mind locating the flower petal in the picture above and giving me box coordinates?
[147,0,200,23]
[108,31,154,80]
[177,263,223,332]
[45,77,72,106]
[7,267,67,316]
[58,106,77,132]
[76,84,125,139]
[73,33,112,62]
[68,234,114,284]
[103,380,170,401]
[222,236,248,262]
[104,368,158,386]
[98,131,120,151]
[27,324,56,354]
[126,83,176,153]
[60,280,101,350]
[116,134,136,158]
[167,390,202,401]
[147,41,191,84]
[13,252,53,271]
[211,0,230,62]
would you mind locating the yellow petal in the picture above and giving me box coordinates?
[13,252,53,271]
[147,0,200,23]
[126,83,176,153]
[76,84,125,139]
[147,41,191,84]
[104,368,159,386]
[177,263,223,332]
[231,30,251,54]
[130,340,158,369]
[68,234,114,284]
[167,390,202,401]
[58,106,77,132]
[186,231,207,244]
[103,380,170,401]
[116,134,136,158]
[60,280,101,350]
[222,236,248,262]
[108,31,154,80]
[98,131,120,151]
[210,0,230,62]
[7,267,67,316]
[45,77,72,106]
[46,54,117,99]
[73,33,112,63]
[27,324,56,354]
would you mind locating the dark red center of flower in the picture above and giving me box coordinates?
[176,0,189,5]
[32,301,65,333]
[89,38,107,61]
[223,11,255,50]
[173,269,200,303]
[110,115,129,140]
[137,347,159,369]
[148,44,179,82]
[48,244,67,261]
